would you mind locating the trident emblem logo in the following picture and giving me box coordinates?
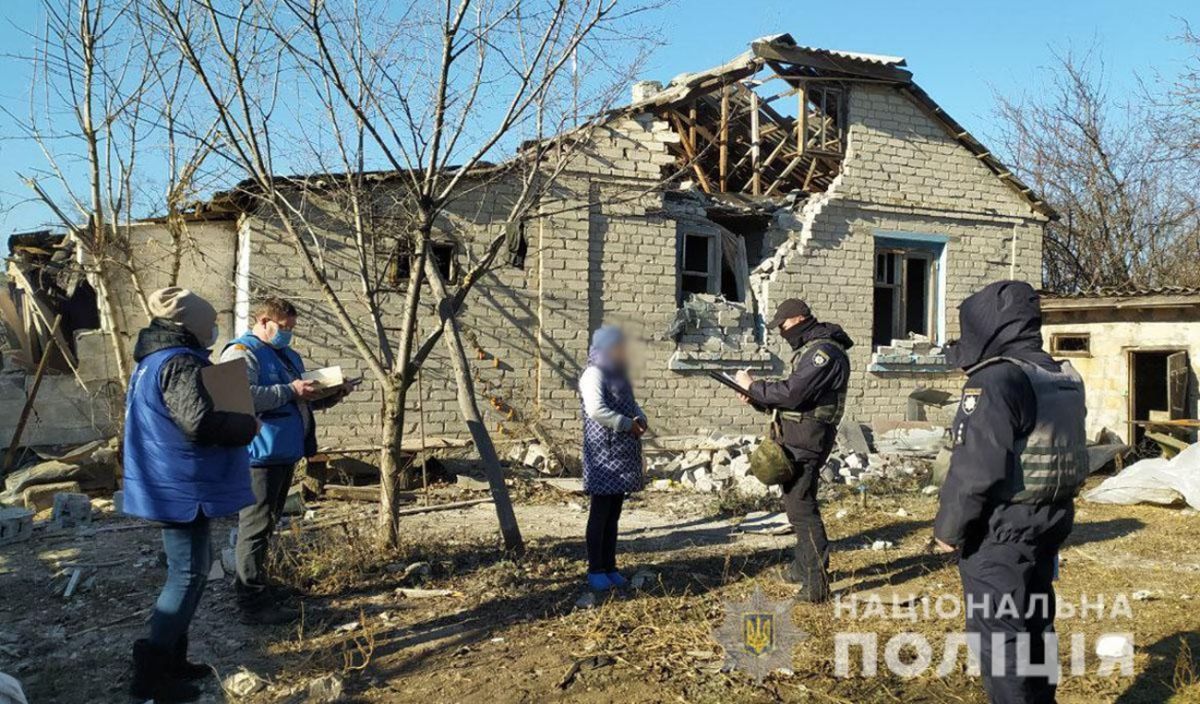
[714,586,808,681]
[742,613,774,656]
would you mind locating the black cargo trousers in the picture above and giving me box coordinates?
[779,422,836,602]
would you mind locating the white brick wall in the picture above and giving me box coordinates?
[115,82,1048,452]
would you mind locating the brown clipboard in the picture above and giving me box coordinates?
[200,357,255,415]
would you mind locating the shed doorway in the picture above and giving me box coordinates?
[1128,349,1189,454]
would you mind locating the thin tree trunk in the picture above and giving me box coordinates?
[377,238,429,547]
[423,253,523,554]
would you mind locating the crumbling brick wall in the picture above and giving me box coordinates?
[91,82,1047,455]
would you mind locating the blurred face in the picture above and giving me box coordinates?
[603,339,630,369]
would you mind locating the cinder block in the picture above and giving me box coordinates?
[51,492,93,529]
[0,507,34,545]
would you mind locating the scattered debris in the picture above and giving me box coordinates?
[223,669,267,697]
[1131,590,1156,602]
[870,540,894,551]
[557,654,614,690]
[306,673,344,703]
[630,569,658,590]
[735,511,792,535]
[395,588,454,599]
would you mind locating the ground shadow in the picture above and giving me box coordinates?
[1114,630,1200,703]
[833,517,1146,594]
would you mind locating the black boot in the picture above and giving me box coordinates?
[237,587,300,626]
[131,639,202,703]
[170,635,212,681]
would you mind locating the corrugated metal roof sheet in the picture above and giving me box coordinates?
[1042,285,1200,300]
[791,45,906,67]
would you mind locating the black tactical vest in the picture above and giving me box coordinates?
[776,338,848,427]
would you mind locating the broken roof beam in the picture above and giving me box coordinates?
[751,37,913,84]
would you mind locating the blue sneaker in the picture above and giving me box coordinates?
[587,573,614,591]
[606,571,628,588]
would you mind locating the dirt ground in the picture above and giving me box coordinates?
[1,477,1199,703]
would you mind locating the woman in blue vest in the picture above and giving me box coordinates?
[579,326,647,592]
[123,288,258,702]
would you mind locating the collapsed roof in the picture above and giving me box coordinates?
[624,34,1055,218]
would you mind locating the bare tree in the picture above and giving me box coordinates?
[11,0,224,384]
[995,48,1200,292]
[152,0,655,550]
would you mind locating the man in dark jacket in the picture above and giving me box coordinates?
[736,299,853,602]
[123,287,258,702]
[934,281,1088,704]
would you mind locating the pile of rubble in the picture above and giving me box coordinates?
[645,433,780,497]
[502,420,946,499]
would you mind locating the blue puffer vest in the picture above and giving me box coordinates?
[122,347,254,522]
[226,333,311,466]
[581,365,644,496]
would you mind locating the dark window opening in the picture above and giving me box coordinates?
[679,233,714,301]
[683,234,710,272]
[1050,333,1091,356]
[388,241,456,285]
[904,257,930,337]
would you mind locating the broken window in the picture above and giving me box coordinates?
[1049,333,1091,356]
[872,241,941,348]
[388,241,456,285]
[804,84,846,155]
[677,227,753,305]
[679,232,718,299]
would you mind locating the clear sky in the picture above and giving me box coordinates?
[1,0,1196,250]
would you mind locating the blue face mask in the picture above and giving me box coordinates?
[270,329,293,349]
[266,322,293,349]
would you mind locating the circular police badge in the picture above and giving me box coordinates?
[812,351,829,367]
[961,388,982,415]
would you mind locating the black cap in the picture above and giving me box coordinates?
[765,298,811,328]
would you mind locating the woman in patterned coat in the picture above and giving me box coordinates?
[579,325,647,591]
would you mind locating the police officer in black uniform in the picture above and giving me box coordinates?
[933,281,1088,704]
[736,299,853,603]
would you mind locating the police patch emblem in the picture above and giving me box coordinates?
[961,388,982,415]
[812,351,829,367]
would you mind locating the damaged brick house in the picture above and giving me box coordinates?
[12,34,1054,454]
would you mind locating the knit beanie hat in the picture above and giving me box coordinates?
[148,287,217,346]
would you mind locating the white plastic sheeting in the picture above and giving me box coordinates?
[1083,443,1200,509]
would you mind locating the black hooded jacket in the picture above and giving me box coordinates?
[933,281,1070,547]
[747,318,854,461]
[133,320,258,447]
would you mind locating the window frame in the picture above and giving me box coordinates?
[678,231,721,302]
[1049,332,1092,357]
[872,233,948,348]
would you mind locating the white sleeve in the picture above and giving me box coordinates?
[579,367,632,432]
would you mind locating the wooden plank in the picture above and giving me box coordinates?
[750,89,761,195]
[797,81,807,157]
[719,84,730,192]
[669,112,714,192]
[323,484,417,503]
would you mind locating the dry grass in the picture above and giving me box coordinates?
[242,486,1200,703]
